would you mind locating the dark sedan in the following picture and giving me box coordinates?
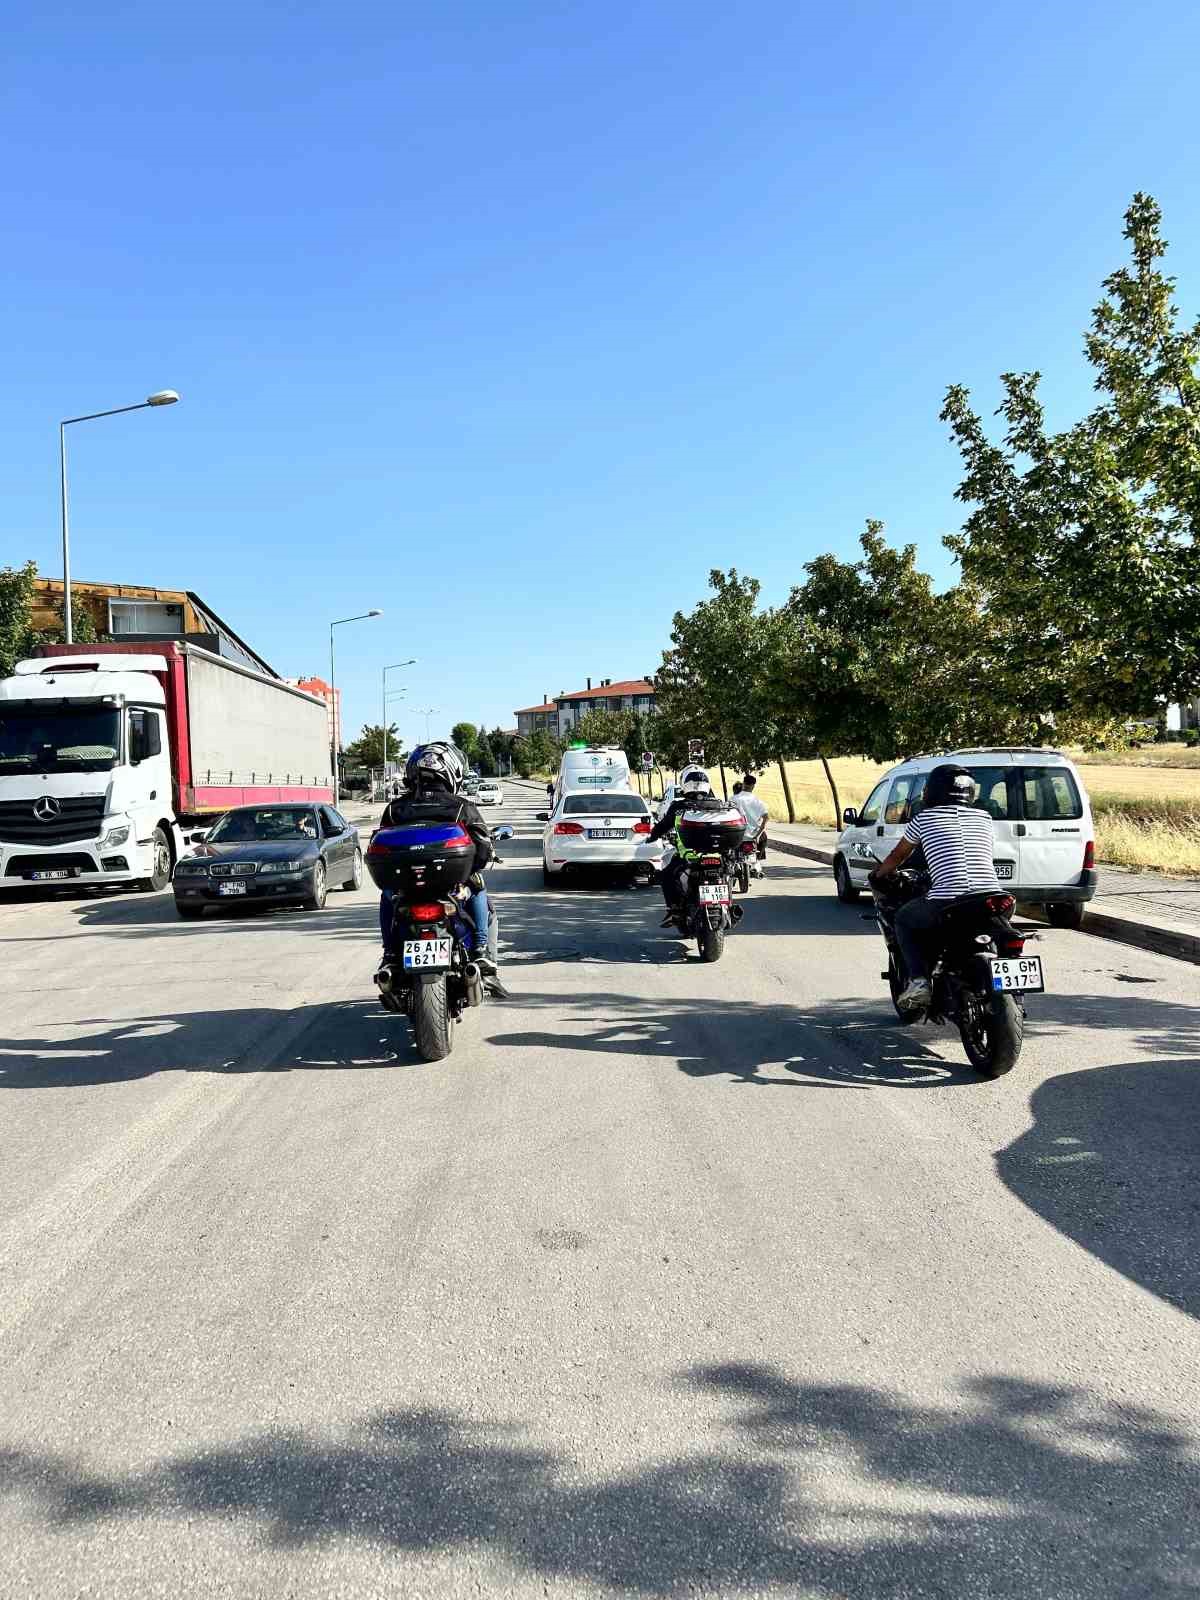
[172,804,362,919]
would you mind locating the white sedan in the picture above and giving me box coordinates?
[476,780,504,806]
[539,791,663,886]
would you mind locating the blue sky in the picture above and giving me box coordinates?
[3,1,1199,748]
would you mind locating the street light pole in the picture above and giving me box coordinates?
[58,391,180,643]
[329,609,383,804]
[417,707,437,743]
[381,658,417,780]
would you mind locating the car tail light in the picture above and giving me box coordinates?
[553,821,585,835]
[1083,839,1095,870]
[410,903,443,923]
[632,820,651,835]
[986,893,1016,914]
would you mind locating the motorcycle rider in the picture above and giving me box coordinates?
[870,762,1001,1012]
[732,772,769,870]
[377,742,502,979]
[648,765,718,925]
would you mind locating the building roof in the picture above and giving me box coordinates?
[514,701,558,715]
[556,679,654,703]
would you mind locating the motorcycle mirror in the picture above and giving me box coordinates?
[494,825,515,840]
[535,812,549,821]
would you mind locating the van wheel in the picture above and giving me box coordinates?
[1047,902,1084,930]
[834,856,860,903]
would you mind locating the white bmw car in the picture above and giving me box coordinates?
[539,791,663,886]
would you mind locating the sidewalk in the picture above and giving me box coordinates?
[767,821,1200,966]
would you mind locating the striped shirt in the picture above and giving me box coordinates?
[903,806,1000,901]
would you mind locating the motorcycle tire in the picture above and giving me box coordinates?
[959,990,1023,1078]
[412,977,455,1061]
[698,924,725,963]
[736,863,750,894]
[887,957,920,1026]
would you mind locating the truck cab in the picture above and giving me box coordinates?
[0,655,176,892]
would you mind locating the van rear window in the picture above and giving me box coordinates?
[1022,768,1083,821]
[563,794,647,815]
[964,767,1011,820]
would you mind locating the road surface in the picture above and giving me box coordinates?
[1,779,1197,1597]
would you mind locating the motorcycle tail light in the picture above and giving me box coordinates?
[441,827,472,850]
[986,893,1015,914]
[410,903,443,923]
[1001,936,1025,954]
[740,841,756,854]
[553,822,585,835]
[701,854,722,865]
[1083,839,1095,870]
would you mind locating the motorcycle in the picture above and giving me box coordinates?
[864,853,1042,1077]
[367,822,514,1062]
[734,821,766,894]
[663,807,748,961]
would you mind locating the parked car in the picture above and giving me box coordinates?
[476,780,503,806]
[172,804,363,919]
[538,791,662,886]
[833,748,1097,927]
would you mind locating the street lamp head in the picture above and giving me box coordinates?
[367,609,383,617]
[146,390,180,407]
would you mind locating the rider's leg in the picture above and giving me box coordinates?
[894,897,941,1004]
[469,885,498,972]
[379,890,394,953]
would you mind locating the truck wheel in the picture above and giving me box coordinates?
[304,860,327,910]
[135,827,173,894]
[412,977,455,1060]
[1046,902,1084,930]
[342,848,364,891]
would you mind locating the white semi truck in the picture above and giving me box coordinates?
[0,641,333,894]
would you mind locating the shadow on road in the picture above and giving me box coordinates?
[0,1366,1193,1595]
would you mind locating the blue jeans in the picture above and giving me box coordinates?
[380,888,491,957]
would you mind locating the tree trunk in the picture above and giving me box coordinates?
[819,754,842,829]
[718,762,728,799]
[777,758,796,824]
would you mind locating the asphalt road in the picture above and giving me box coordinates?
[1,777,1197,1598]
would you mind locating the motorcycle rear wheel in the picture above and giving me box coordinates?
[412,977,455,1061]
[958,990,1023,1077]
[698,924,725,962]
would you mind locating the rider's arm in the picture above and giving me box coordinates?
[876,835,917,876]
[649,801,680,843]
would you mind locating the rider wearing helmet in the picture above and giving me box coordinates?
[649,765,717,924]
[378,742,500,978]
[871,762,1001,1012]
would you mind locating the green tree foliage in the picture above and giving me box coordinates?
[942,192,1200,735]
[0,562,37,679]
[450,722,479,759]
[343,724,401,768]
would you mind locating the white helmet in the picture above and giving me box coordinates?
[680,765,712,796]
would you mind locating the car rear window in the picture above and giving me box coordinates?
[563,794,647,815]
[1021,767,1083,821]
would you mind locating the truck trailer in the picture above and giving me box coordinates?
[0,641,333,893]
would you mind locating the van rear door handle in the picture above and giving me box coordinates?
[1015,823,1026,837]
[876,825,884,837]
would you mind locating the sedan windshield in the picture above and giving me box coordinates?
[0,706,121,774]
[562,794,647,815]
[209,808,318,843]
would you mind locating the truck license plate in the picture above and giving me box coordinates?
[30,869,74,881]
[989,955,1044,992]
[218,881,248,896]
[403,938,452,969]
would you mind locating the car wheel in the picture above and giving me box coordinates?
[305,859,328,910]
[834,855,860,903]
[542,862,557,888]
[342,847,364,891]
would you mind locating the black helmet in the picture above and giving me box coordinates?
[405,741,467,794]
[925,763,975,807]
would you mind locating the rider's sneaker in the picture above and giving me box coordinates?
[484,976,511,1001]
[660,911,679,927]
[897,978,932,1012]
[473,950,498,977]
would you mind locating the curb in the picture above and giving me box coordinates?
[772,837,1200,968]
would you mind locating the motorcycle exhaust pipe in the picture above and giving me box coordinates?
[374,964,395,994]
[464,963,484,1008]
[730,903,744,925]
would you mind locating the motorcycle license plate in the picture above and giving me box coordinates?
[218,881,247,895]
[989,955,1043,992]
[29,869,74,880]
[403,938,452,969]
[698,883,729,906]
[587,829,628,839]
[995,861,1015,881]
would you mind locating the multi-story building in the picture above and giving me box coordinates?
[31,577,277,677]
[514,678,657,741]
[284,675,342,755]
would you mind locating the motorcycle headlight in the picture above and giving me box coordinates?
[259,860,305,875]
[100,824,131,848]
[174,858,210,876]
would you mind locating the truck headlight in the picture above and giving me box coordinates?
[174,859,210,876]
[100,824,131,848]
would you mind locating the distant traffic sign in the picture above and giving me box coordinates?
[641,751,654,770]
[687,739,704,760]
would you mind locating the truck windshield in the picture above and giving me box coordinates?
[0,706,121,773]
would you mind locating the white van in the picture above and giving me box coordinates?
[554,746,632,804]
[833,747,1098,928]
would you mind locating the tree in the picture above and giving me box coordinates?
[343,724,401,768]
[450,722,479,759]
[942,193,1200,737]
[474,731,497,776]
[0,562,37,679]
